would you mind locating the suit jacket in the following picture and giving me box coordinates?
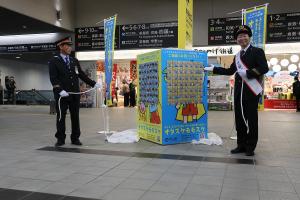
[213,45,269,99]
[293,80,300,98]
[49,55,96,94]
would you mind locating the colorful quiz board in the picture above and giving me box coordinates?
[137,49,208,145]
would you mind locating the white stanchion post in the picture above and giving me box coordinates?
[97,88,115,139]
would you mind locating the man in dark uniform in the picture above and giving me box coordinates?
[49,37,101,146]
[205,25,269,156]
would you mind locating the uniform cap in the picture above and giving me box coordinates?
[234,25,252,39]
[56,36,72,46]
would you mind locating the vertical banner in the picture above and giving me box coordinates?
[178,0,193,49]
[244,6,268,49]
[104,15,117,106]
[244,5,268,110]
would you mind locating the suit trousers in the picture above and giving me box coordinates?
[295,96,300,111]
[54,94,81,142]
[234,84,260,152]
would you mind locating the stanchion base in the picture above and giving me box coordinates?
[97,131,116,135]
[97,131,116,142]
[230,136,237,140]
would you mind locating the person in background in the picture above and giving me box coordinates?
[293,76,300,112]
[204,25,269,156]
[48,37,101,147]
[129,79,136,107]
[5,76,16,104]
[121,79,130,107]
[114,86,119,105]
[0,78,3,104]
[10,76,16,104]
[110,81,119,106]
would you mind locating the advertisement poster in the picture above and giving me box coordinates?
[79,63,97,108]
[137,49,208,145]
[178,0,193,49]
[104,15,117,106]
[264,70,297,109]
[130,60,137,81]
[137,50,162,144]
[111,64,118,102]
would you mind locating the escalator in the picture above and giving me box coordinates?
[15,90,53,105]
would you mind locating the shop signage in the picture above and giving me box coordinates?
[76,21,178,51]
[264,99,296,109]
[194,45,240,56]
[195,47,234,55]
[0,43,56,53]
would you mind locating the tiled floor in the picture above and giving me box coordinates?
[1,105,300,200]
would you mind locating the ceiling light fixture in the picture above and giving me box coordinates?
[290,54,299,63]
[280,59,289,67]
[56,10,62,21]
[272,65,281,72]
[288,64,297,72]
[270,57,278,65]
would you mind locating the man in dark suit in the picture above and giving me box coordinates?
[205,25,269,156]
[49,37,101,146]
[293,76,300,112]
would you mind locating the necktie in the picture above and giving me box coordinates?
[241,50,245,57]
[65,56,70,69]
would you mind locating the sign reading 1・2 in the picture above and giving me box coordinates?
[104,15,117,106]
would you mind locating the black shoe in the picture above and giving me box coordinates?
[230,147,246,154]
[55,141,65,147]
[71,140,82,145]
[245,151,255,156]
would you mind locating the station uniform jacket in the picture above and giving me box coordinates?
[213,45,269,152]
[48,55,96,142]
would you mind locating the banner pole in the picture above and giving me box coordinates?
[227,3,269,15]
[97,15,117,138]
[95,13,118,25]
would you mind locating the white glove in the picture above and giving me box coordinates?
[59,90,69,97]
[237,69,247,77]
[204,64,214,72]
[95,82,102,88]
